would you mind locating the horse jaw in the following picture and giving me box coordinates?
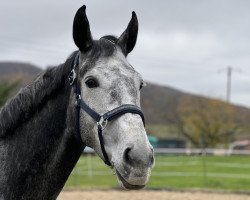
[116,170,146,190]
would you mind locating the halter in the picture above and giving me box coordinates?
[68,52,145,166]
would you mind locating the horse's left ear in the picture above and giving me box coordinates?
[118,11,138,56]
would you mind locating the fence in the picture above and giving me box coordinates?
[65,148,250,191]
[154,148,250,155]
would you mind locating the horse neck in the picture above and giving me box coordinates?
[1,74,85,199]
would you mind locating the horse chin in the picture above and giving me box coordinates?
[115,170,145,190]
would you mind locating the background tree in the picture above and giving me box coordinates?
[0,81,18,107]
[175,96,239,148]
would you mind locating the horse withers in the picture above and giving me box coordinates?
[0,5,154,199]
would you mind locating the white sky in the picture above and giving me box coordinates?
[0,0,250,108]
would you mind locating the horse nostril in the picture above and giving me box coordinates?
[149,153,154,167]
[150,148,155,166]
[123,146,154,168]
[123,147,132,164]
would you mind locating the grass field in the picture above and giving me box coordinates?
[65,154,250,192]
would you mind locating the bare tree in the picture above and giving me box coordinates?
[174,97,239,148]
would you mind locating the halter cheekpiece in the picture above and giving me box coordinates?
[68,51,145,166]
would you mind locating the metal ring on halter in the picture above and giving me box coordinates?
[97,116,108,130]
[76,94,81,100]
[69,69,77,86]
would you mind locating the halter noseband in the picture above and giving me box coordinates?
[68,52,145,166]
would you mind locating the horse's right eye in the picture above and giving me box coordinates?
[85,78,99,88]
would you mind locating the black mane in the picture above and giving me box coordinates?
[0,52,77,138]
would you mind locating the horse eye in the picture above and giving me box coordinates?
[85,78,99,88]
[139,82,144,90]
[139,81,146,90]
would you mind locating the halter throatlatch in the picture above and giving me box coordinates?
[69,51,145,166]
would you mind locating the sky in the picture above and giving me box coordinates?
[0,0,250,108]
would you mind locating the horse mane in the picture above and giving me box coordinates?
[0,51,77,138]
[0,35,119,138]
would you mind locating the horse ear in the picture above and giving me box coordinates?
[118,11,138,56]
[73,5,93,52]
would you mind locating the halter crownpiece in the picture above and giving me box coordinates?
[69,51,145,166]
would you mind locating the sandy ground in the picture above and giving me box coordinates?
[57,190,250,200]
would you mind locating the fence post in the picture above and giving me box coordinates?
[87,153,93,178]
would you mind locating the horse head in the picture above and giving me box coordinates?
[72,5,154,190]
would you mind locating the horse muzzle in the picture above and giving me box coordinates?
[112,143,154,190]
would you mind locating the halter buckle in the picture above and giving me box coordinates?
[68,69,76,85]
[75,94,81,107]
[97,116,108,130]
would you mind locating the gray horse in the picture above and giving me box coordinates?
[0,5,154,200]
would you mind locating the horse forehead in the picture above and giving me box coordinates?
[96,55,139,79]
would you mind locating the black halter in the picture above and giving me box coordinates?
[68,52,145,166]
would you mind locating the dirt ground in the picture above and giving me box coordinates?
[57,190,250,200]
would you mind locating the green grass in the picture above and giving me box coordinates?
[65,155,250,192]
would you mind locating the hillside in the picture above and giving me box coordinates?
[141,82,250,126]
[0,62,41,88]
[0,62,41,76]
[141,83,188,124]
